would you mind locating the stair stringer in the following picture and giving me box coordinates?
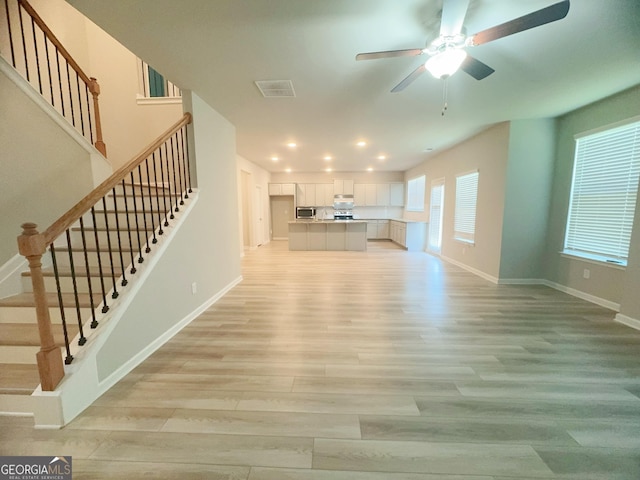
[29,191,242,427]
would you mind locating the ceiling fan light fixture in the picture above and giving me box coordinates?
[425,48,467,79]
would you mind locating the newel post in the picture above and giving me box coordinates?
[17,223,65,391]
[89,77,107,157]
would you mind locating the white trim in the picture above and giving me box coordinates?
[440,255,499,284]
[136,95,183,106]
[560,252,626,270]
[0,254,27,300]
[0,56,98,156]
[497,278,546,285]
[615,313,640,331]
[541,279,620,312]
[96,274,242,394]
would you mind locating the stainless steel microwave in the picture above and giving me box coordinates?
[296,207,316,219]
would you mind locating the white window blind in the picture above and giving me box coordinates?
[564,119,640,265]
[407,175,426,211]
[428,180,445,252]
[454,171,479,243]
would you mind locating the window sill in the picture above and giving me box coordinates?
[560,251,627,270]
[136,95,182,106]
[454,237,475,246]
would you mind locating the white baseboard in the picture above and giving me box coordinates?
[615,313,640,331]
[97,274,243,395]
[440,255,499,284]
[497,278,546,285]
[541,279,620,311]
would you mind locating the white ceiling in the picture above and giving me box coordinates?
[68,0,640,174]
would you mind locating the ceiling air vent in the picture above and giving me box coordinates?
[255,80,296,98]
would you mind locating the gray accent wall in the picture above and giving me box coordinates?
[544,85,640,308]
[499,119,556,280]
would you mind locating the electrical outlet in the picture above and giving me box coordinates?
[583,269,590,279]
[191,282,197,294]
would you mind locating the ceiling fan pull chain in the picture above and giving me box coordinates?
[441,77,449,116]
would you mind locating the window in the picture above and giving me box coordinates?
[454,171,479,243]
[406,175,426,211]
[428,179,445,253]
[563,118,640,266]
[137,59,181,101]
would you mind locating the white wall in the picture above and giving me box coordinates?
[0,60,95,265]
[405,124,510,280]
[270,171,404,184]
[30,0,183,169]
[95,91,241,380]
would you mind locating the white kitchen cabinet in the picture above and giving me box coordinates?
[333,179,354,195]
[317,183,334,206]
[297,184,317,206]
[376,184,390,206]
[377,220,389,239]
[268,183,295,196]
[390,183,404,206]
[365,184,377,206]
[366,221,378,239]
[390,220,426,251]
[353,184,366,206]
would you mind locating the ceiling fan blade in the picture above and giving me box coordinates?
[469,0,570,46]
[356,49,424,61]
[391,64,427,93]
[440,0,470,37]
[460,55,495,80]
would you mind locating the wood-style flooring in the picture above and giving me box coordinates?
[2,240,640,479]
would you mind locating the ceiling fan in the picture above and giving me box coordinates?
[356,0,570,93]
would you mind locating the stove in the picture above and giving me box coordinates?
[333,210,354,220]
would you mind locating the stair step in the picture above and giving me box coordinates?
[0,323,80,347]
[0,364,40,394]
[0,292,94,309]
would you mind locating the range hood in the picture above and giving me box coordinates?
[333,194,354,210]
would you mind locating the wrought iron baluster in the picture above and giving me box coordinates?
[43,32,54,106]
[49,243,72,364]
[158,144,170,226]
[170,139,180,213]
[137,165,151,253]
[65,229,86,346]
[145,158,158,244]
[65,63,75,127]
[172,135,185,206]
[18,3,29,80]
[121,180,137,275]
[78,216,98,328]
[55,49,65,116]
[179,127,189,199]
[30,17,43,94]
[76,72,85,136]
[101,197,118,299]
[111,187,128,286]
[4,0,16,67]
[130,172,144,263]
[85,84,94,144]
[182,126,193,193]
[151,152,164,236]
[90,207,109,313]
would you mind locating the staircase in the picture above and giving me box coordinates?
[0,183,171,402]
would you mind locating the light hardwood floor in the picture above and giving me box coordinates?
[2,240,640,479]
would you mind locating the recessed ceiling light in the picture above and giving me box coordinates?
[367,167,373,172]
[377,155,386,160]
[271,156,279,161]
[324,156,332,161]
[357,141,367,147]
[285,168,292,173]
[326,168,332,173]
[287,142,297,148]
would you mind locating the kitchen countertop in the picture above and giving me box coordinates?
[289,219,368,224]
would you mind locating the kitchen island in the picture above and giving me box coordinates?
[288,220,367,251]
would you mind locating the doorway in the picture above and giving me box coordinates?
[240,170,252,249]
[270,196,294,240]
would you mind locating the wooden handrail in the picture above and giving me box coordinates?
[42,112,192,245]
[17,0,91,85]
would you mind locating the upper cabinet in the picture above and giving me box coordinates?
[333,179,354,195]
[390,183,404,206]
[268,183,295,196]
